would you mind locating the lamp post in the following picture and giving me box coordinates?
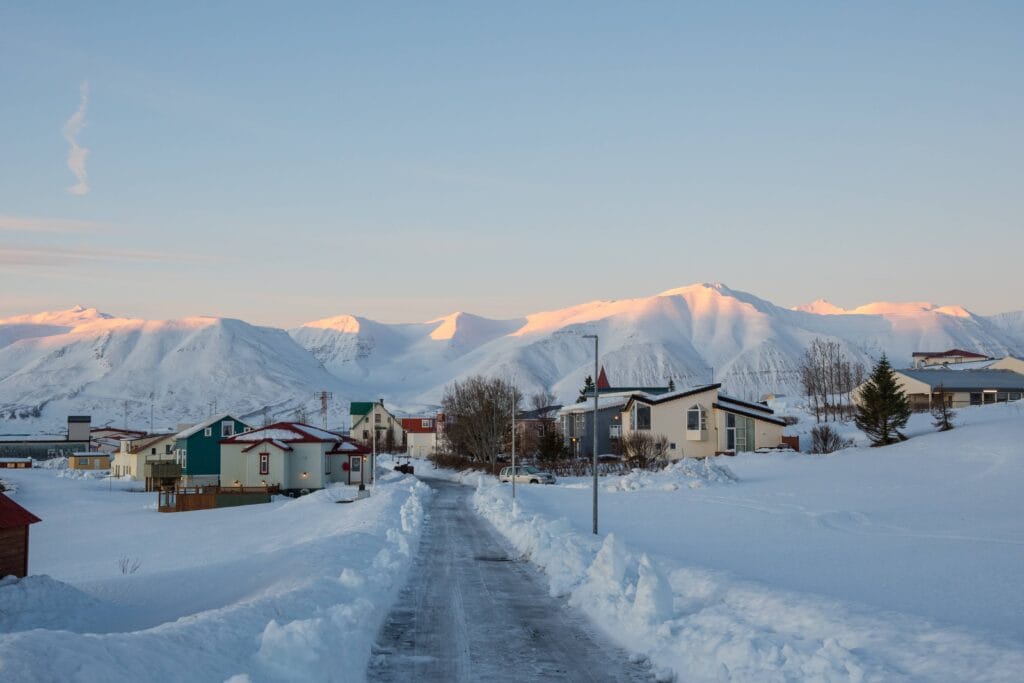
[582,334,599,535]
[511,383,516,500]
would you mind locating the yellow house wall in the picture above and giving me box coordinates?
[990,357,1024,374]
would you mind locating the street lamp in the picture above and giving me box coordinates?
[582,334,599,535]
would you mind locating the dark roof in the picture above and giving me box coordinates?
[714,399,787,426]
[911,349,990,359]
[898,369,1024,391]
[0,492,41,529]
[67,416,91,423]
[623,384,722,410]
[716,394,775,414]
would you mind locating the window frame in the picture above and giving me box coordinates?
[258,452,270,476]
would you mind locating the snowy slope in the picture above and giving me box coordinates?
[0,310,346,432]
[2,284,1023,432]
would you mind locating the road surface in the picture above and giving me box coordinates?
[367,477,652,682]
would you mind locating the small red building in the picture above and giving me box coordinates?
[0,492,41,578]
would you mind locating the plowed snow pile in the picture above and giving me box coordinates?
[475,403,1024,682]
[0,467,430,682]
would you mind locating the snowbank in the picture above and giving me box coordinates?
[475,483,1023,682]
[0,467,431,682]
[474,403,1024,682]
[599,458,738,492]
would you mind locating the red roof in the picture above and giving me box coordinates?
[401,418,436,434]
[0,493,41,529]
[596,366,610,389]
[912,349,989,359]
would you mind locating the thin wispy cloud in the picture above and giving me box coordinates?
[0,214,103,233]
[0,245,214,267]
[63,81,90,196]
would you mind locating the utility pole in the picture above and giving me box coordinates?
[511,383,516,499]
[122,400,129,430]
[314,391,333,428]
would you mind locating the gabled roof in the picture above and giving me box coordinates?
[401,418,436,434]
[174,414,246,440]
[897,368,1024,391]
[223,422,343,445]
[0,492,41,529]
[125,433,176,454]
[240,439,293,453]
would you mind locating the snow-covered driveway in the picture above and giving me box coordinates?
[367,478,652,682]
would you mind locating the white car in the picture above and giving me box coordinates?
[499,465,556,485]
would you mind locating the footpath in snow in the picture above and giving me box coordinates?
[472,403,1024,682]
[0,465,430,682]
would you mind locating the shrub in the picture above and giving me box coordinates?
[809,424,853,454]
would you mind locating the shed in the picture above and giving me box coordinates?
[0,493,42,578]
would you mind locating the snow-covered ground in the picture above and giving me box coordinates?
[474,403,1024,682]
[0,464,430,682]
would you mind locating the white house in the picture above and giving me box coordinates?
[620,384,787,458]
[220,422,369,492]
[401,417,437,458]
[350,400,405,452]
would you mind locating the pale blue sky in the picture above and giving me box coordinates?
[2,2,1021,326]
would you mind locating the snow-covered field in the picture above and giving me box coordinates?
[0,465,430,682]
[474,403,1024,682]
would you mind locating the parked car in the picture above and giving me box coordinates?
[499,465,556,485]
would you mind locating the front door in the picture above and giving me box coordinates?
[348,455,363,485]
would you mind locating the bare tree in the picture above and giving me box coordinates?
[440,375,522,471]
[620,431,669,470]
[800,338,866,422]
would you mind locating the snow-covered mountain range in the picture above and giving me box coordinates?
[2,284,1022,434]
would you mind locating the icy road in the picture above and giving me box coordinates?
[367,478,652,682]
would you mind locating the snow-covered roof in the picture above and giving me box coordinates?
[624,384,722,408]
[558,395,630,415]
[224,422,343,444]
[173,414,235,440]
[714,397,786,426]
[240,439,293,452]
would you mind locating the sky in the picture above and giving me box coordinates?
[1,2,1022,327]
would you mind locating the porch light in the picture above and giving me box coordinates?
[301,471,309,479]
[233,480,240,486]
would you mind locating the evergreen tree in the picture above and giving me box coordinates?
[577,375,595,403]
[667,378,676,392]
[854,354,911,446]
[931,384,956,432]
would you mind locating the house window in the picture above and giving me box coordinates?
[222,422,235,437]
[422,419,432,428]
[726,414,755,452]
[325,455,331,475]
[362,430,369,441]
[165,444,172,455]
[259,452,269,476]
[1010,393,1021,402]
[686,405,707,431]
[970,393,982,406]
[204,427,212,437]
[81,458,90,466]
[151,447,157,455]
[374,413,381,424]
[631,404,651,430]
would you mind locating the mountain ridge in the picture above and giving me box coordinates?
[2,283,1021,433]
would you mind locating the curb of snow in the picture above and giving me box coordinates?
[473,480,1024,683]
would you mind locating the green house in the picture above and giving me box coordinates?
[174,414,250,484]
